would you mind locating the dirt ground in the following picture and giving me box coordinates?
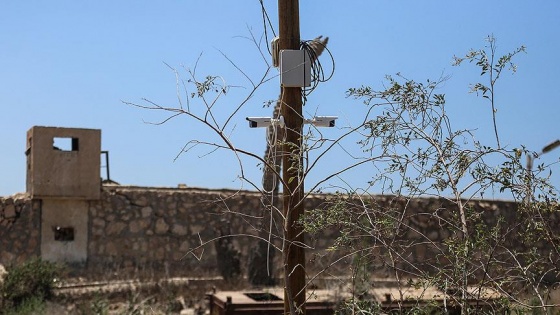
[49,277,214,315]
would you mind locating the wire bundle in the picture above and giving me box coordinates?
[300,37,335,100]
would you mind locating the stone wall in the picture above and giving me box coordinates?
[1,186,558,283]
[0,194,40,264]
[86,186,261,278]
[85,186,329,280]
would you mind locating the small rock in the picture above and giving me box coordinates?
[106,221,126,235]
[136,196,149,207]
[4,204,16,219]
[180,308,196,315]
[141,206,153,218]
[155,218,169,234]
[172,224,188,236]
[0,264,6,284]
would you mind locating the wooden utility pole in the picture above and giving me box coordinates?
[278,1,305,314]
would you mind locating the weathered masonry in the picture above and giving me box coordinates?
[27,126,101,264]
[1,126,559,283]
[26,126,101,200]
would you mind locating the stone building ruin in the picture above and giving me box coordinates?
[25,126,101,265]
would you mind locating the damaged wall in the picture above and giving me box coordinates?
[1,186,558,283]
[0,194,40,264]
[85,186,308,279]
[26,126,101,200]
[41,199,89,264]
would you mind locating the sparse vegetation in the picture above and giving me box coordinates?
[0,258,60,314]
[124,14,559,312]
[306,37,559,314]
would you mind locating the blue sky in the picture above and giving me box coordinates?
[1,1,559,198]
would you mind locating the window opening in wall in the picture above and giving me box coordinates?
[53,137,79,151]
[244,293,282,302]
[53,226,75,241]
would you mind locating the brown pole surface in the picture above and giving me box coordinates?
[278,1,305,314]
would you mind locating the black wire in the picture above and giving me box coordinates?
[299,39,336,102]
[259,0,276,56]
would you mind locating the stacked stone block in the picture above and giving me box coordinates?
[0,194,40,265]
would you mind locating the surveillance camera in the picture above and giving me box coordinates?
[311,116,337,127]
[246,117,273,128]
[246,116,285,128]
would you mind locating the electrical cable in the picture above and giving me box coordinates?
[299,38,336,102]
[259,0,277,56]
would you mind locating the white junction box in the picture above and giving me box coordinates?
[280,50,311,87]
